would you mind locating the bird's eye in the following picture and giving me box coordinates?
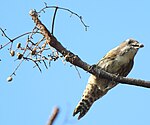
[126,39,133,44]
[128,40,132,44]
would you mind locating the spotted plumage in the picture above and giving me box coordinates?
[73,38,144,120]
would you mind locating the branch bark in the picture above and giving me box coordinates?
[47,107,59,125]
[29,9,150,88]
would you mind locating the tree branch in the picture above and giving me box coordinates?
[29,9,150,88]
[38,4,89,31]
[47,107,59,125]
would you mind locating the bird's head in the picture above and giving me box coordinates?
[125,38,144,49]
[119,38,144,58]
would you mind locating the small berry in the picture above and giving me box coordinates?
[31,48,36,55]
[17,53,23,59]
[10,50,15,56]
[7,76,13,82]
[17,43,21,48]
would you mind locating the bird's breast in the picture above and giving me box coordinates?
[116,48,136,65]
[116,54,130,65]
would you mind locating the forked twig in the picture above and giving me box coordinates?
[38,4,89,31]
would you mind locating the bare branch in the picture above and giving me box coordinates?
[74,66,81,79]
[47,107,59,125]
[38,4,89,31]
[51,6,58,35]
[0,28,12,41]
[0,5,90,81]
[94,66,150,88]
[12,32,33,41]
[29,9,150,89]
[0,25,59,79]
[9,57,25,77]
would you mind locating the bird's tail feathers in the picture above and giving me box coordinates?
[73,83,107,120]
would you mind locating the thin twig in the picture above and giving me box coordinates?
[10,57,25,77]
[51,6,58,35]
[33,61,42,72]
[0,28,12,41]
[24,56,42,72]
[57,6,89,31]
[47,107,59,125]
[38,4,89,30]
[43,60,48,69]
[75,66,81,78]
[12,32,33,41]
[0,41,11,50]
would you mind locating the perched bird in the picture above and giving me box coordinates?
[73,38,144,120]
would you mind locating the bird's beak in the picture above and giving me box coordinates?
[138,43,144,48]
[133,42,144,48]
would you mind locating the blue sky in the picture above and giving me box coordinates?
[0,0,150,125]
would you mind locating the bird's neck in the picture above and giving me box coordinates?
[117,49,137,64]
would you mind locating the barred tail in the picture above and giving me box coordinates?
[73,83,108,120]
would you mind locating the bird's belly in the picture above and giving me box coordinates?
[88,74,114,91]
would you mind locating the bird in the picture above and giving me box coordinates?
[73,38,144,120]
